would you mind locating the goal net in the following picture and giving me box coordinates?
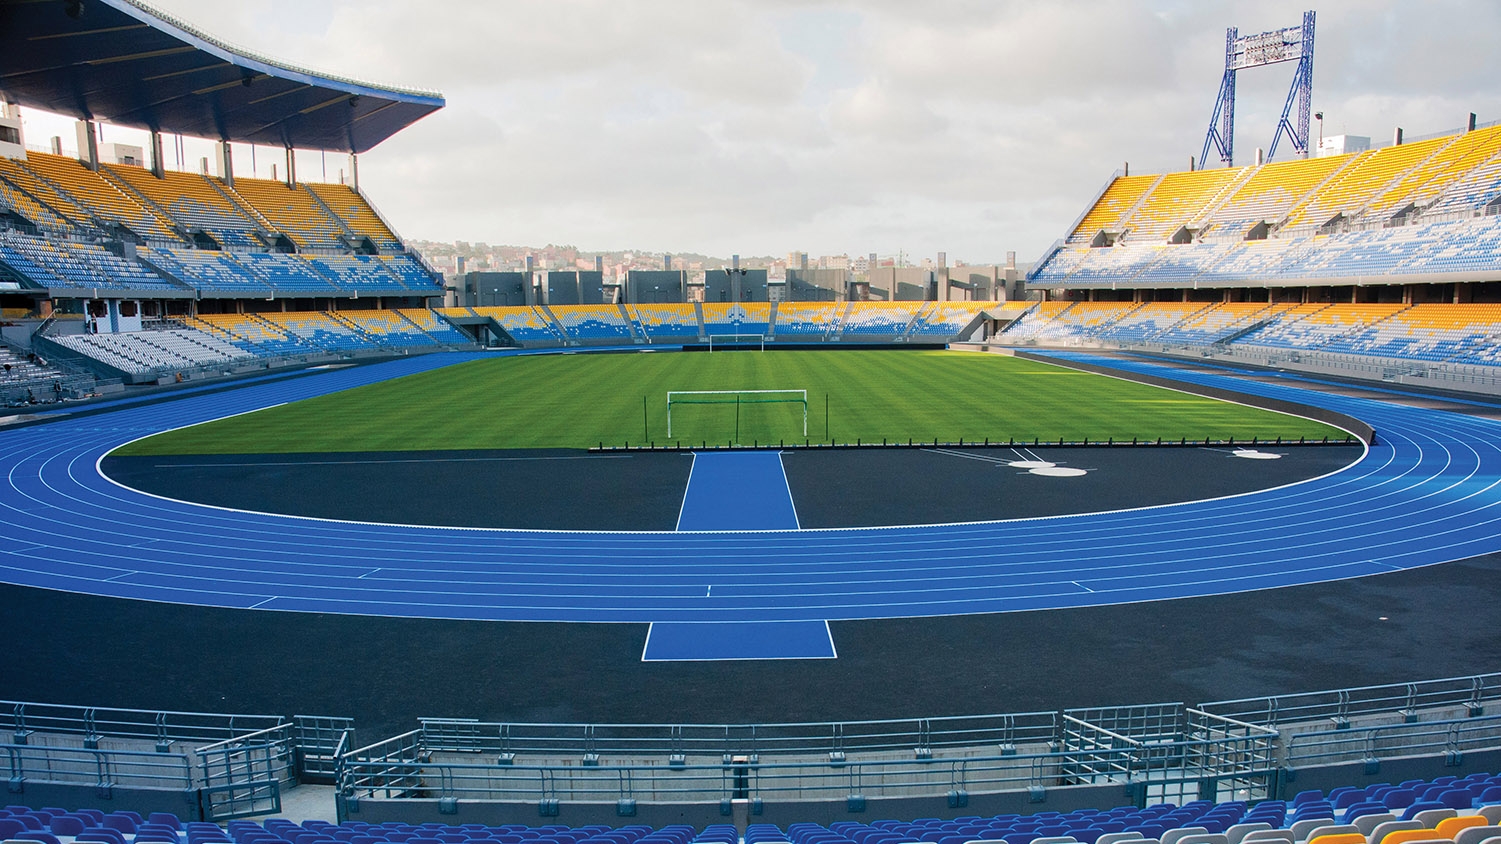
[667,389,808,440]
[707,334,766,351]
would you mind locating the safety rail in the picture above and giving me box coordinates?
[1201,673,1501,728]
[1286,713,1501,767]
[339,748,1143,808]
[0,741,195,791]
[2,700,285,748]
[415,712,1061,761]
[198,722,297,788]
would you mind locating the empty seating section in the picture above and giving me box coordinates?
[1237,304,1405,350]
[473,306,562,342]
[1151,302,1288,345]
[305,182,401,247]
[1070,175,1162,242]
[138,248,269,294]
[840,301,925,336]
[0,230,176,290]
[1312,303,1501,364]
[258,312,369,353]
[1036,126,1501,289]
[908,301,1002,337]
[9,770,1501,844]
[308,255,405,293]
[1124,168,1244,242]
[1284,137,1452,231]
[701,303,770,336]
[191,313,315,356]
[1207,156,1348,236]
[0,155,95,229]
[546,305,633,341]
[397,308,471,344]
[1426,152,1501,216]
[0,174,70,230]
[336,310,438,346]
[628,304,700,340]
[226,177,345,249]
[50,328,255,374]
[1093,302,1210,344]
[993,300,1501,367]
[380,255,441,291]
[238,252,340,295]
[774,303,842,336]
[1366,125,1501,219]
[21,152,177,241]
[106,166,260,248]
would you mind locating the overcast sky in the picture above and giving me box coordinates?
[21,0,1501,264]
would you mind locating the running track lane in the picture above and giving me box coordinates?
[1,350,1499,629]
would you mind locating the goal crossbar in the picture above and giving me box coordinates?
[667,389,807,438]
[707,333,765,351]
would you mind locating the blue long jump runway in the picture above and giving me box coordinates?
[3,349,1501,662]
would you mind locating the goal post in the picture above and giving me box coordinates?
[707,333,766,352]
[667,389,807,439]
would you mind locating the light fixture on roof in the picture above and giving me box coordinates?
[64,0,84,19]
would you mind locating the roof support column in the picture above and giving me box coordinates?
[284,147,297,187]
[148,130,165,178]
[214,141,234,186]
[74,120,99,171]
[347,153,359,191]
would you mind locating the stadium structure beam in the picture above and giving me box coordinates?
[1200,11,1316,168]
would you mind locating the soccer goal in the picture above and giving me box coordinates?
[667,389,807,439]
[707,333,766,351]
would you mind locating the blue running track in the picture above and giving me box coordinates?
[3,349,1500,656]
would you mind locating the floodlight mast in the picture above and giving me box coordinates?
[1200,10,1316,168]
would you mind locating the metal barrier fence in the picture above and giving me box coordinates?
[345,707,1284,812]
[0,741,194,792]
[1201,674,1501,728]
[416,712,1061,762]
[340,748,1145,808]
[3,700,286,749]
[1,701,349,821]
[1287,713,1501,767]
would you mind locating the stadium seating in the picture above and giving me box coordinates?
[225,177,346,250]
[18,152,178,241]
[701,302,771,337]
[49,328,255,374]
[305,182,402,249]
[472,306,565,343]
[138,247,272,295]
[546,304,635,342]
[0,230,177,291]
[1033,124,1501,290]
[105,165,262,248]
[626,304,701,341]
[7,770,1501,844]
[839,301,926,337]
[396,308,472,345]
[773,302,845,338]
[1069,174,1162,243]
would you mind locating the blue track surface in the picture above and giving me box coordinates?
[676,452,800,531]
[3,349,1500,638]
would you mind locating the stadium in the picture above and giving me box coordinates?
[3,1,1501,843]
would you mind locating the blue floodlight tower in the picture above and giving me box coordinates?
[1200,10,1316,168]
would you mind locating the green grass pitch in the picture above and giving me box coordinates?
[115,350,1349,455]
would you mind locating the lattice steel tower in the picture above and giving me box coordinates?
[1200,10,1316,168]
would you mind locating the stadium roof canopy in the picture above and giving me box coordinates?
[0,0,444,154]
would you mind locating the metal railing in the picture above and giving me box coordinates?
[0,741,194,792]
[3,700,285,748]
[340,747,1143,808]
[1287,713,1501,767]
[1202,674,1501,728]
[416,712,1061,761]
